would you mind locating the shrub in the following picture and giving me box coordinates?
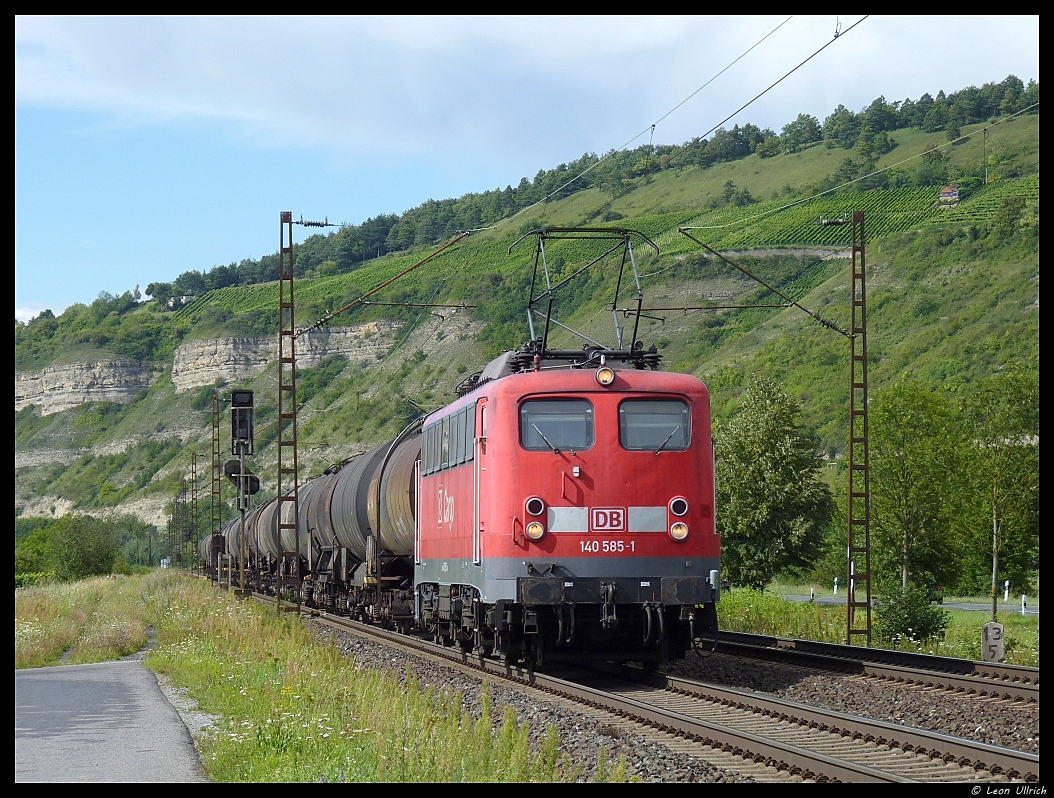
[874,585,950,645]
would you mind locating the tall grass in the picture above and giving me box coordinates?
[145,572,623,782]
[15,575,148,668]
[717,588,1040,666]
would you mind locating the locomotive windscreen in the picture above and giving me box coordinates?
[520,399,594,451]
[618,399,691,451]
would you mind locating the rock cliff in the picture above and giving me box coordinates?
[15,360,155,416]
[14,322,403,414]
[169,322,401,392]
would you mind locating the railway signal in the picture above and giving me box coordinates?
[231,390,254,456]
[224,458,260,496]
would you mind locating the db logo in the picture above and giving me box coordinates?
[591,507,626,531]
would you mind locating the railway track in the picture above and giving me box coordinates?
[256,595,1039,783]
[713,631,1039,704]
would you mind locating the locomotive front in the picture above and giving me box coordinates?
[416,364,719,668]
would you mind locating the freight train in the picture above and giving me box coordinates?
[201,342,721,668]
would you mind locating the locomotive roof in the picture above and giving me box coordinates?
[425,363,709,427]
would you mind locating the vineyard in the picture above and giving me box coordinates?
[175,176,1038,327]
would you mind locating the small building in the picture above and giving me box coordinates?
[938,185,960,205]
[167,295,197,308]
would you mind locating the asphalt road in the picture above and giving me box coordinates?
[15,660,206,783]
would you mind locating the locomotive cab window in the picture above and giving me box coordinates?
[619,399,691,451]
[520,399,594,452]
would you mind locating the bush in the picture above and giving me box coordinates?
[874,585,950,645]
[15,571,56,589]
[48,514,121,581]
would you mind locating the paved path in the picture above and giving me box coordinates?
[15,660,207,782]
[782,594,1039,616]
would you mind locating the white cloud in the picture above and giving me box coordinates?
[15,302,67,323]
[15,16,1039,173]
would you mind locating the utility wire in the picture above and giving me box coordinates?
[582,15,868,224]
[696,15,867,144]
[467,16,794,233]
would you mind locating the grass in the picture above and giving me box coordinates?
[768,579,1040,607]
[15,574,149,668]
[718,588,1039,666]
[15,571,629,782]
[143,571,624,782]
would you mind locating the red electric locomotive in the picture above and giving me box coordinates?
[415,349,720,668]
[203,227,722,668]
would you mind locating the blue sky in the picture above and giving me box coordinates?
[15,16,1039,321]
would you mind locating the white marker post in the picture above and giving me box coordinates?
[1004,580,1010,602]
[1022,595,1028,616]
[833,577,838,596]
[982,622,1005,663]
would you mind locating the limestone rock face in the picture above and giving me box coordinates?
[15,360,154,416]
[169,322,400,392]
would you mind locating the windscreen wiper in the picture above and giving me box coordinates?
[654,425,680,455]
[532,424,561,454]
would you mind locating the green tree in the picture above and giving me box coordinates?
[781,114,822,153]
[870,381,962,593]
[15,526,54,576]
[958,367,1038,619]
[48,514,120,581]
[145,282,173,307]
[823,104,859,149]
[715,378,835,589]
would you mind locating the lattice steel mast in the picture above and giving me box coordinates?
[847,211,872,645]
[277,212,301,612]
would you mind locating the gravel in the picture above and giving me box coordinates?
[306,621,753,783]
[666,651,1040,754]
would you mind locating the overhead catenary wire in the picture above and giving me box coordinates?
[676,231,850,337]
[297,231,472,336]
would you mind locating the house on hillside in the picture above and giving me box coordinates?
[167,295,197,308]
[938,184,960,206]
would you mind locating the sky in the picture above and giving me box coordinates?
[15,15,1040,321]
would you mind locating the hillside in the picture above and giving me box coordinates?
[15,112,1039,530]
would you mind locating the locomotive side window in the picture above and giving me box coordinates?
[422,424,433,474]
[422,407,476,474]
[619,399,691,451]
[520,399,594,452]
[464,407,475,462]
[455,410,466,464]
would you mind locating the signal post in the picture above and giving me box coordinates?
[229,390,258,596]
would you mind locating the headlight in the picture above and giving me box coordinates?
[525,497,545,517]
[526,521,545,540]
[669,522,689,541]
[670,497,689,517]
[595,366,615,386]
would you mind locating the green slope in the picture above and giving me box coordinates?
[15,115,1039,520]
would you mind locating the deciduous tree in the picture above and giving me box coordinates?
[715,378,834,589]
[870,381,962,593]
[959,366,1038,619]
